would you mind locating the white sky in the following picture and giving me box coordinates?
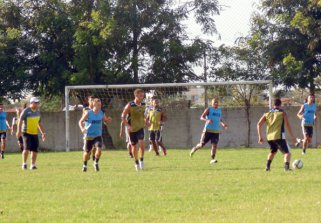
[185,0,259,46]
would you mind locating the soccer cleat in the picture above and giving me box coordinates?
[22,164,27,170]
[82,166,87,172]
[30,166,37,170]
[94,163,99,172]
[1,154,4,160]
[135,164,140,171]
[210,159,218,164]
[139,161,144,170]
[302,151,306,155]
[265,167,270,171]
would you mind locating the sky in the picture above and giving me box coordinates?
[184,0,260,46]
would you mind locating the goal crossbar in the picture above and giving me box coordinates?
[65,80,273,151]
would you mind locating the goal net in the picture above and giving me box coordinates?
[65,80,272,151]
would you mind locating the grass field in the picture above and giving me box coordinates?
[1,148,321,223]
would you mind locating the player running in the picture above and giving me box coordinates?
[121,89,147,171]
[146,98,167,156]
[16,97,46,170]
[296,94,317,155]
[11,105,27,152]
[190,98,228,164]
[0,103,11,159]
[79,98,112,172]
[257,98,296,171]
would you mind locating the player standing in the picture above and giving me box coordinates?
[296,95,317,155]
[79,98,112,172]
[146,98,167,156]
[0,103,11,159]
[190,98,228,164]
[11,105,27,152]
[257,98,296,171]
[16,97,46,170]
[121,89,147,171]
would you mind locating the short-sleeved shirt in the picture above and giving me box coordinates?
[264,108,285,141]
[85,110,104,139]
[20,108,41,135]
[0,112,7,132]
[128,101,146,133]
[302,103,317,126]
[204,107,222,133]
[148,107,162,131]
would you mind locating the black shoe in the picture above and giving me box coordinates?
[22,164,27,170]
[1,153,4,159]
[82,166,87,172]
[265,167,270,171]
[30,166,37,170]
[94,163,99,172]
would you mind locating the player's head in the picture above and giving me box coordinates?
[152,98,159,107]
[307,94,315,104]
[93,98,102,109]
[87,95,95,108]
[274,98,282,107]
[0,103,3,112]
[134,89,145,101]
[29,97,40,109]
[211,98,219,108]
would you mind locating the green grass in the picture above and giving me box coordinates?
[1,148,321,223]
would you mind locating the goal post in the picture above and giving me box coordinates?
[65,80,273,152]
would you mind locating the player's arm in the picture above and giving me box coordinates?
[120,121,125,138]
[11,118,16,135]
[121,103,132,132]
[297,105,304,119]
[220,120,228,129]
[200,108,211,123]
[284,112,296,144]
[103,113,112,125]
[16,110,26,139]
[38,122,46,142]
[257,114,266,144]
[78,111,89,133]
[6,119,11,130]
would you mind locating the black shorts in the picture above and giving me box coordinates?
[200,132,219,146]
[84,136,103,152]
[303,126,313,138]
[268,139,290,154]
[129,128,144,145]
[149,131,161,142]
[0,132,7,141]
[22,133,39,152]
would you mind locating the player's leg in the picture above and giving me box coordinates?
[302,126,311,154]
[150,131,159,156]
[30,135,39,170]
[92,147,96,161]
[0,133,6,159]
[265,141,278,171]
[127,142,133,158]
[22,134,30,169]
[190,132,208,157]
[82,140,92,172]
[156,131,167,156]
[209,133,219,164]
[93,137,103,171]
[278,140,291,171]
[18,136,24,152]
[129,132,140,170]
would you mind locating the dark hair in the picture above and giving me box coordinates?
[134,89,144,96]
[274,98,282,106]
[88,95,95,99]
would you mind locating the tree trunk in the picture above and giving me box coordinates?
[132,0,139,83]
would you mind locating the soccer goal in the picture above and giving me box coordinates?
[65,80,272,151]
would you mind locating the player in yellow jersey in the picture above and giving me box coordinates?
[257,99,296,171]
[121,89,147,171]
[16,97,46,170]
[146,98,167,156]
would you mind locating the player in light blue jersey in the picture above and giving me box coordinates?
[297,95,317,155]
[190,98,228,164]
[0,103,11,159]
[79,98,112,172]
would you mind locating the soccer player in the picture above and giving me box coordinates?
[146,98,167,156]
[0,103,11,159]
[190,98,228,164]
[257,98,296,171]
[297,94,317,155]
[16,97,46,170]
[121,89,147,171]
[120,118,133,158]
[83,95,96,160]
[11,104,27,152]
[79,98,112,172]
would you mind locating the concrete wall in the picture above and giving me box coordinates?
[4,107,321,152]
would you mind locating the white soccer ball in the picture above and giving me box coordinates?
[292,159,303,169]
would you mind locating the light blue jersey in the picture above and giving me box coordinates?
[303,103,317,126]
[204,107,222,133]
[0,112,7,132]
[85,110,104,138]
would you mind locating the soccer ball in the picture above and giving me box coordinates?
[292,159,303,169]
